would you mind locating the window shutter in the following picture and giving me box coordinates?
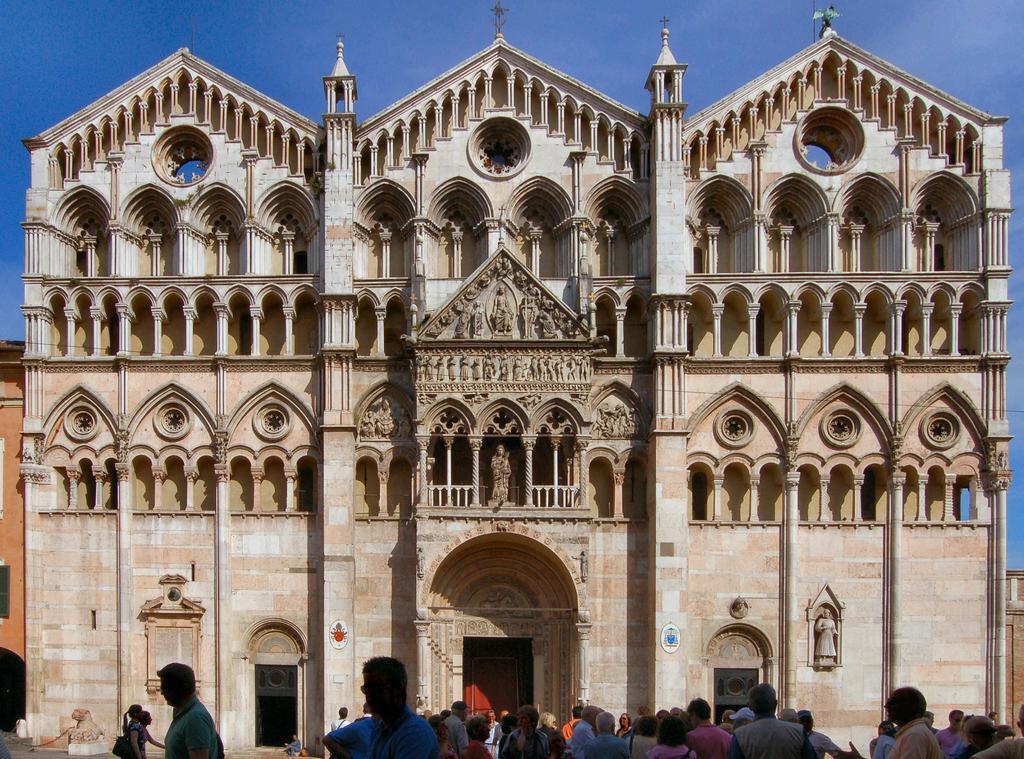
[0,565,10,618]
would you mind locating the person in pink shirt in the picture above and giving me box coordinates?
[685,699,732,759]
[647,716,696,759]
[935,711,965,759]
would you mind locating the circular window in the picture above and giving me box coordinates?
[469,117,530,179]
[715,410,755,448]
[254,404,291,441]
[166,587,182,602]
[794,106,864,175]
[821,410,861,448]
[65,407,99,442]
[155,404,191,440]
[922,412,960,450]
[153,127,214,187]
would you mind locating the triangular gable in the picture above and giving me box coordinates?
[358,37,645,136]
[26,48,319,148]
[685,34,999,137]
[419,247,589,341]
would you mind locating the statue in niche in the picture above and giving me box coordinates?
[490,284,516,336]
[491,444,511,505]
[520,292,536,337]
[578,549,589,582]
[535,305,557,338]
[814,608,838,664]
[452,301,470,338]
[416,547,425,579]
[470,299,485,338]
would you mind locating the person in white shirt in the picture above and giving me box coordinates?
[331,707,351,731]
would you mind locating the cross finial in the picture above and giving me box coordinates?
[492,1,508,39]
[660,15,670,29]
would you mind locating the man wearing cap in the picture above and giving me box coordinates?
[686,698,732,759]
[798,711,842,759]
[444,701,469,758]
[727,683,817,759]
[953,716,997,759]
[731,708,757,730]
[976,704,1024,758]
[157,663,218,759]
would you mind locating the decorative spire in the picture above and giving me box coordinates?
[331,35,350,77]
[491,1,508,40]
[656,18,677,65]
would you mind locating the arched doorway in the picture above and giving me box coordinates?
[423,532,582,718]
[247,621,306,748]
[704,625,774,723]
[0,648,26,731]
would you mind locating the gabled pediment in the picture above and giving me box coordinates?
[357,37,645,139]
[419,247,588,341]
[27,48,319,149]
[685,34,999,139]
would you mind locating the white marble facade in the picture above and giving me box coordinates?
[19,23,1012,749]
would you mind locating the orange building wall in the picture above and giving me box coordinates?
[0,343,25,661]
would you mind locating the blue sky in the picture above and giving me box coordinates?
[1,0,1021,556]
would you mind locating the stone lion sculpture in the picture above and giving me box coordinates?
[68,708,104,744]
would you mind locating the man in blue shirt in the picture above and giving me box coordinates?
[324,709,379,759]
[360,657,438,759]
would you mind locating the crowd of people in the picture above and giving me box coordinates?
[3,657,1017,759]
[322,658,1024,759]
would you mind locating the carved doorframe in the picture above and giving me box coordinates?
[428,613,573,717]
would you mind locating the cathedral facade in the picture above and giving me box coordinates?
[19,20,1012,748]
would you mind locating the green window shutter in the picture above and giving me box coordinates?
[0,565,10,617]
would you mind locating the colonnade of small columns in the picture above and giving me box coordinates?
[34,295,319,359]
[652,289,1007,358]
[418,433,585,509]
[56,456,317,512]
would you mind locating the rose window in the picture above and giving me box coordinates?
[153,127,214,187]
[795,106,864,175]
[822,411,861,448]
[923,413,959,449]
[72,411,95,435]
[828,416,853,441]
[715,410,754,447]
[66,407,99,441]
[479,137,521,175]
[264,410,286,434]
[723,415,749,441]
[163,409,186,433]
[255,405,291,441]
[156,404,190,439]
[469,117,530,179]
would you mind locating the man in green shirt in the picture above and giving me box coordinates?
[158,663,218,759]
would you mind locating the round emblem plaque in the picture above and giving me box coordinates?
[329,620,349,650]
[660,623,681,654]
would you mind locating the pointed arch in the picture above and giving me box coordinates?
[225,381,318,441]
[794,382,891,442]
[126,382,217,439]
[685,382,787,447]
[900,382,986,443]
[427,176,493,226]
[354,177,416,228]
[583,175,647,226]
